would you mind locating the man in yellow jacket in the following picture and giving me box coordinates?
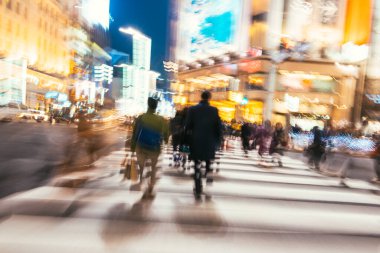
[131,97,169,198]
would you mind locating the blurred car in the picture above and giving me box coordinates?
[0,103,28,122]
[18,110,49,122]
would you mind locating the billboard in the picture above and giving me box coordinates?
[176,0,246,62]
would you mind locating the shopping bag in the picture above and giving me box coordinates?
[123,155,138,182]
[129,157,139,182]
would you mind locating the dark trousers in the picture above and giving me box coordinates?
[242,137,250,151]
[193,160,211,194]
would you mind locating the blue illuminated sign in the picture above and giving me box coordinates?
[179,0,241,61]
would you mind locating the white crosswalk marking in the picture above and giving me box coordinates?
[1,143,380,253]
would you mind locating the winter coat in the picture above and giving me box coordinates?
[185,101,222,161]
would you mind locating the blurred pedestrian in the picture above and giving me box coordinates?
[185,91,222,198]
[241,122,251,154]
[256,120,272,157]
[250,123,258,150]
[269,122,287,167]
[307,126,326,171]
[65,111,95,168]
[371,137,380,182]
[131,97,169,198]
[291,124,302,134]
[170,111,183,153]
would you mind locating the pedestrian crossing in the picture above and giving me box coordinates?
[1,141,380,253]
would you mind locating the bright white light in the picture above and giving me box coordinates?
[120,27,142,37]
[81,0,110,29]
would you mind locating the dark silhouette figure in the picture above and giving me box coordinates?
[269,122,287,167]
[241,122,252,154]
[307,126,326,171]
[185,91,222,198]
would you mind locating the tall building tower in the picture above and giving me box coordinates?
[132,33,152,70]
[115,28,160,115]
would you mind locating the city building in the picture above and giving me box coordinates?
[66,0,113,109]
[115,28,160,116]
[170,0,372,130]
[0,0,73,109]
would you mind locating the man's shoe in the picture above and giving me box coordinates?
[206,177,214,184]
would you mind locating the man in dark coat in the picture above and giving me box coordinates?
[185,91,222,198]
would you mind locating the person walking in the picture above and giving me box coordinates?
[307,126,326,171]
[131,97,169,198]
[241,122,252,154]
[371,136,380,183]
[269,122,287,167]
[256,120,273,158]
[170,111,183,153]
[64,111,96,169]
[185,91,222,198]
[249,123,258,150]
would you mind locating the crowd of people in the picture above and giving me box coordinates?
[126,91,380,200]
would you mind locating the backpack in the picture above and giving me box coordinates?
[137,125,162,151]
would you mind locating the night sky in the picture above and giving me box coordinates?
[109,0,171,90]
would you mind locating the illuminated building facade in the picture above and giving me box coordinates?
[114,29,160,115]
[0,0,73,107]
[0,0,112,110]
[362,0,380,132]
[171,0,373,129]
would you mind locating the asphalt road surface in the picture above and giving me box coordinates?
[0,121,126,197]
